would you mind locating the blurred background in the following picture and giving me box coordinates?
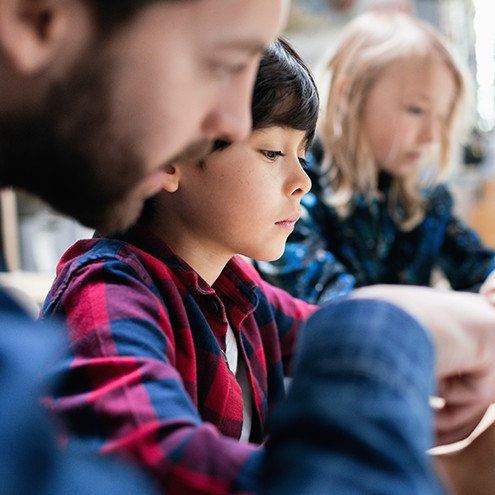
[0,0,493,307]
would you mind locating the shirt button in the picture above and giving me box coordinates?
[208,300,221,313]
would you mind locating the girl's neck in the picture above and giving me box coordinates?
[378,170,393,193]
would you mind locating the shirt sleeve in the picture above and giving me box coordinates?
[433,186,495,291]
[255,196,356,304]
[43,257,262,495]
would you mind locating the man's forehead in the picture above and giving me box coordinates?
[189,0,288,47]
[213,39,267,56]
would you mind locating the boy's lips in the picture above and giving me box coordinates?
[275,212,301,228]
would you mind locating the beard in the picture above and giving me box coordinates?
[0,50,149,235]
[0,39,213,236]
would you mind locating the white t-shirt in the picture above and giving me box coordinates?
[225,323,252,442]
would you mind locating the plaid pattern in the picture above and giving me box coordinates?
[256,150,495,304]
[41,225,316,494]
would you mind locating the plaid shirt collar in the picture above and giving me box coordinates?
[118,224,260,315]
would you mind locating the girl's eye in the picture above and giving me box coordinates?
[298,157,308,168]
[260,150,284,161]
[406,105,425,115]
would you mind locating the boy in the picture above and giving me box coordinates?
[42,39,318,493]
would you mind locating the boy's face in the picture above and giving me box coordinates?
[362,54,456,177]
[169,126,311,263]
[0,0,288,233]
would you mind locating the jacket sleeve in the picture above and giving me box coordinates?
[42,257,262,495]
[433,186,495,291]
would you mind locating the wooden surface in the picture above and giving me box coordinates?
[470,179,495,248]
[435,412,495,495]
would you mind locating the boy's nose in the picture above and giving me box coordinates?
[288,160,312,197]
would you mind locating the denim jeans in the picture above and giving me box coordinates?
[262,298,444,494]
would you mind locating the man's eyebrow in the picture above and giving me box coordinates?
[216,39,267,56]
[412,94,432,102]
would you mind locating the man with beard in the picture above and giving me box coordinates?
[0,0,287,233]
[3,1,495,494]
[0,0,287,492]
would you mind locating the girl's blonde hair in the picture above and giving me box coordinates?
[318,11,469,230]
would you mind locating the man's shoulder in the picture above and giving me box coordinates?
[0,285,34,318]
[0,285,65,365]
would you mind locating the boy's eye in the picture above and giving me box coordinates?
[260,149,284,161]
[298,157,308,168]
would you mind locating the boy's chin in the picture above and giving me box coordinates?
[252,248,286,263]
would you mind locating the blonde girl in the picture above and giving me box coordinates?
[256,11,495,304]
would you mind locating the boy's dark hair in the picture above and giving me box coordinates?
[252,37,319,146]
[213,38,319,153]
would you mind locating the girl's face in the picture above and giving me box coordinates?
[170,126,311,265]
[361,54,456,177]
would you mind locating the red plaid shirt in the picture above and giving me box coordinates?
[41,225,316,494]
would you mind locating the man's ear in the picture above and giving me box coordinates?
[162,164,181,193]
[0,0,92,75]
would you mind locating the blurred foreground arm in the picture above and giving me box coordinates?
[354,285,495,445]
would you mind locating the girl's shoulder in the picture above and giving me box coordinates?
[422,183,454,217]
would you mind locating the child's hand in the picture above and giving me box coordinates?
[480,271,495,306]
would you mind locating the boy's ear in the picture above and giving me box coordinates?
[162,164,181,193]
[0,0,91,75]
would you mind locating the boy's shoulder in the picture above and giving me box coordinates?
[55,237,161,281]
[44,237,177,312]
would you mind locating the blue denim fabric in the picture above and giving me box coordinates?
[0,288,158,495]
[262,298,444,494]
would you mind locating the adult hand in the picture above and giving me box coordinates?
[353,285,495,445]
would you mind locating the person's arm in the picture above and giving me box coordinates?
[353,284,495,446]
[433,185,495,291]
[0,301,159,495]
[255,198,356,304]
[42,257,262,495]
